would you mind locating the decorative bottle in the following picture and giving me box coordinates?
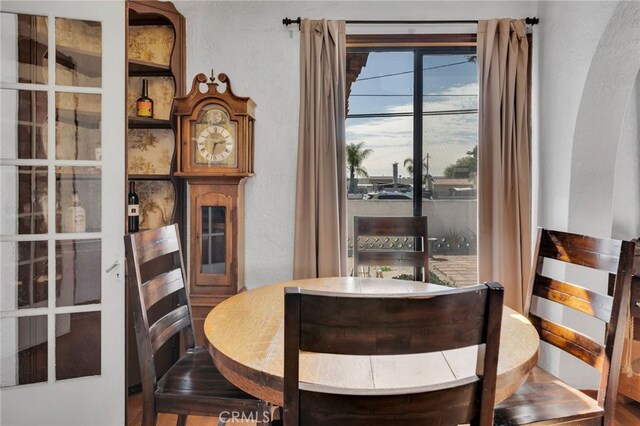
[135,79,153,118]
[66,192,86,233]
[128,181,140,233]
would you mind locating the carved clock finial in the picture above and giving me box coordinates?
[207,69,219,92]
[178,71,255,119]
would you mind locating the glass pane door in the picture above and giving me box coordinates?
[0,2,124,424]
[1,9,104,387]
[421,50,478,287]
[345,43,479,285]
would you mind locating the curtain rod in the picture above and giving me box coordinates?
[282,17,539,29]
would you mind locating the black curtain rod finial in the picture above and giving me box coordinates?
[283,17,301,29]
[525,17,539,25]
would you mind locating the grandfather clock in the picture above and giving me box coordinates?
[173,71,255,343]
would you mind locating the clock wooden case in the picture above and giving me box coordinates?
[174,72,255,177]
[173,72,255,343]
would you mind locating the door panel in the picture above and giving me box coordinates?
[0,2,124,424]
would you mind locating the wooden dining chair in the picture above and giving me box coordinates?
[353,215,429,281]
[124,224,273,426]
[283,282,504,425]
[493,228,635,426]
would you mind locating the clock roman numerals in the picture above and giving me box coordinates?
[195,124,235,165]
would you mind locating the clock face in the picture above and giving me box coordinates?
[192,105,237,166]
[196,125,234,164]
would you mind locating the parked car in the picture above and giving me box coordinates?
[366,191,413,200]
[448,187,476,197]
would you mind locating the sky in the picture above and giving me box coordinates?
[346,51,478,179]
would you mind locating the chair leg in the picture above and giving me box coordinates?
[176,414,187,426]
[141,410,157,426]
[255,402,273,426]
[267,406,283,425]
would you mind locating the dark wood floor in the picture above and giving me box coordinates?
[127,391,640,425]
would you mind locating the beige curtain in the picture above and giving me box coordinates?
[293,19,348,279]
[477,19,531,312]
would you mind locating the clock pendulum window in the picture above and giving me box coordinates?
[172,71,255,343]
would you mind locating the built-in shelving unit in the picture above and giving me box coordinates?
[125,0,186,393]
[126,0,185,233]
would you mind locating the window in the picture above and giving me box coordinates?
[346,35,478,287]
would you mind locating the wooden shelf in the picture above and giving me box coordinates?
[125,1,183,247]
[128,59,172,76]
[128,116,172,129]
[129,10,172,26]
[128,174,172,181]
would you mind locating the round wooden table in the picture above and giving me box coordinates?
[204,277,539,406]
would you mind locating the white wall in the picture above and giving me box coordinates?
[612,73,640,239]
[536,1,640,388]
[178,0,535,290]
[532,1,617,231]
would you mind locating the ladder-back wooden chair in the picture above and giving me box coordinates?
[493,228,635,426]
[283,282,504,425]
[125,224,272,426]
[353,216,429,281]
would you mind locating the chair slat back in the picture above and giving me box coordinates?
[528,314,606,370]
[130,224,182,265]
[299,378,478,425]
[355,250,426,269]
[124,224,196,394]
[149,304,191,354]
[355,216,428,236]
[143,268,185,309]
[353,216,429,281]
[284,283,504,426]
[525,227,635,416]
[296,285,489,355]
[530,275,613,322]
[538,229,623,273]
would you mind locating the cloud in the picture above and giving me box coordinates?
[346,82,477,177]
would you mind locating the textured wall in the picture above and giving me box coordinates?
[612,74,640,239]
[568,2,640,237]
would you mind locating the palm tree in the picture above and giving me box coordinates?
[346,142,373,193]
[403,154,432,189]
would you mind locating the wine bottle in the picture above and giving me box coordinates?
[66,192,86,233]
[135,79,153,118]
[128,181,140,233]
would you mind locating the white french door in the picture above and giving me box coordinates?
[0,1,125,424]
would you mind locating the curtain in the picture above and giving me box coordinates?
[477,19,531,312]
[293,19,348,279]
